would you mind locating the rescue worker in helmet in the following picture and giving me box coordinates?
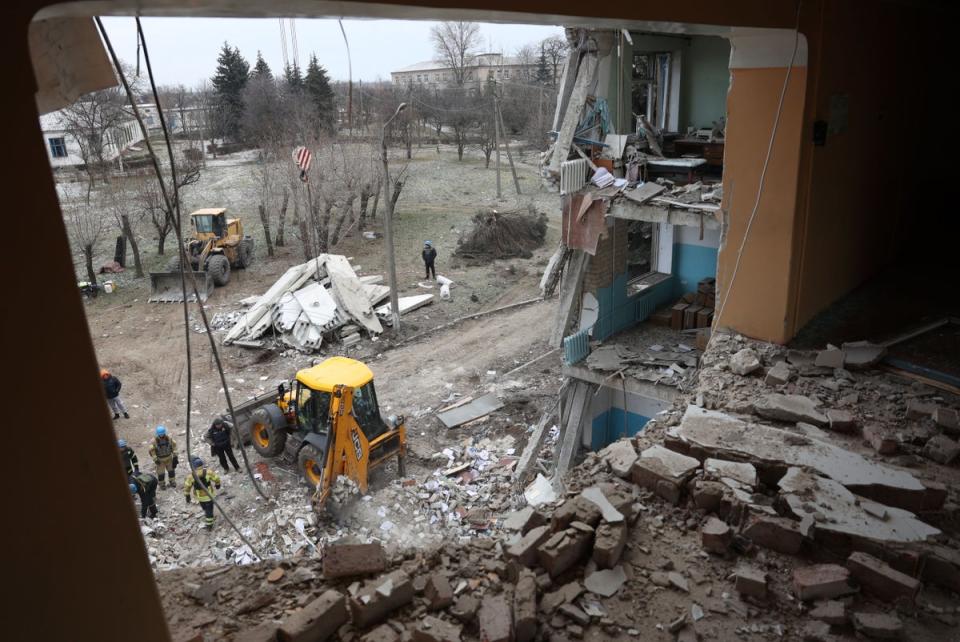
[118,439,139,477]
[184,457,221,529]
[149,425,179,489]
[129,471,159,519]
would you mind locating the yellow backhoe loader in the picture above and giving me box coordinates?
[227,357,407,507]
[149,208,255,302]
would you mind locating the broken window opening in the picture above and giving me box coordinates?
[632,51,672,132]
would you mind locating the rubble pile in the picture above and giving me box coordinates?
[220,254,432,352]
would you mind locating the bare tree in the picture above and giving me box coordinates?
[541,36,569,85]
[514,44,537,83]
[104,179,145,277]
[66,201,107,284]
[137,161,201,255]
[430,21,480,86]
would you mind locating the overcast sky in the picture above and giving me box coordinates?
[99,17,563,88]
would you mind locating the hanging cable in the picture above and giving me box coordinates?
[278,18,289,70]
[338,19,353,133]
[713,2,802,328]
[95,16,267,560]
[289,18,300,70]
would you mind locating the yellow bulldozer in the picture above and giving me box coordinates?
[228,357,407,506]
[149,208,255,302]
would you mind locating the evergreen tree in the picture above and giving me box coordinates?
[283,63,303,90]
[304,54,336,132]
[251,51,272,80]
[211,42,250,141]
[534,46,551,86]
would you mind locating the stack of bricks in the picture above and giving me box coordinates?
[669,278,716,331]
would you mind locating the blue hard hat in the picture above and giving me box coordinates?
[424,240,432,246]
[156,425,167,437]
[118,439,127,448]
[129,483,137,495]
[191,457,204,469]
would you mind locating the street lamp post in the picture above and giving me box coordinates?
[380,102,407,332]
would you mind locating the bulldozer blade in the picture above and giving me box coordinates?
[148,271,215,303]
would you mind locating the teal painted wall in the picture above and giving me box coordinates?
[672,243,719,297]
[591,408,650,450]
[592,274,675,341]
[678,36,731,132]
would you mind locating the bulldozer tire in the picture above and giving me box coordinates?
[238,238,254,268]
[207,254,230,286]
[297,444,325,490]
[249,406,286,457]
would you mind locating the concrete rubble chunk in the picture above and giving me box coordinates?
[506,525,552,568]
[905,399,935,420]
[701,517,732,554]
[552,496,603,530]
[514,570,538,642]
[541,581,584,614]
[742,514,804,554]
[730,348,762,375]
[847,552,920,603]
[425,573,454,610]
[450,595,479,623]
[363,624,400,642]
[322,542,387,579]
[412,616,462,642]
[826,409,857,434]
[558,603,590,626]
[753,393,828,426]
[809,600,847,626]
[933,407,960,434]
[538,523,594,578]
[704,458,757,489]
[349,570,414,629]
[815,348,845,369]
[863,423,898,455]
[792,565,854,602]
[277,589,349,642]
[852,612,902,639]
[922,434,960,465]
[691,480,731,515]
[584,565,627,597]
[734,565,767,598]
[478,595,513,642]
[233,622,280,642]
[631,444,700,505]
[671,407,936,512]
[502,506,546,534]
[580,486,625,523]
[765,360,792,386]
[667,572,689,593]
[801,620,832,642]
[841,341,887,370]
[592,521,627,568]
[598,439,638,478]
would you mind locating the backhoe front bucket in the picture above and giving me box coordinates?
[148,271,215,303]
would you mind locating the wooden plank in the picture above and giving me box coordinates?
[514,411,554,486]
[554,382,592,483]
[550,250,590,347]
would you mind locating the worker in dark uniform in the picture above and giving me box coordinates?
[101,368,129,419]
[184,457,221,529]
[129,471,159,519]
[118,439,139,476]
[422,240,437,280]
[206,417,240,473]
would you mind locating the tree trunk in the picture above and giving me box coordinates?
[276,190,289,247]
[370,179,381,221]
[330,195,355,246]
[317,202,333,253]
[484,148,492,168]
[120,214,144,278]
[457,140,464,160]
[358,188,370,231]
[390,179,403,211]
[298,208,311,262]
[405,135,412,160]
[258,204,274,257]
[83,244,97,285]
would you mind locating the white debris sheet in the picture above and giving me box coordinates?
[222,254,432,352]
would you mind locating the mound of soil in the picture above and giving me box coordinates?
[454,206,547,263]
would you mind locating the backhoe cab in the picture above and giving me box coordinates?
[246,357,406,507]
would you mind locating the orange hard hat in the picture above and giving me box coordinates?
[100,368,110,378]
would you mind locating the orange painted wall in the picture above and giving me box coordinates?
[716,66,807,343]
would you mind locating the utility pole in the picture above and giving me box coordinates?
[381,103,407,331]
[497,101,521,195]
[494,94,501,199]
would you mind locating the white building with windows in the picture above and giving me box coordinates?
[391,53,536,89]
[39,108,144,169]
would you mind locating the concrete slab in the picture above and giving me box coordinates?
[753,393,828,426]
[704,458,757,490]
[436,393,503,429]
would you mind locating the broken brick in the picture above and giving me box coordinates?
[701,517,731,555]
[742,514,804,555]
[537,523,594,578]
[362,625,400,642]
[733,565,767,598]
[592,521,627,569]
[551,496,602,530]
[792,565,853,602]
[922,434,960,465]
[863,423,898,455]
[815,348,844,369]
[277,589,348,642]
[631,445,699,505]
[852,612,902,639]
[800,620,832,642]
[809,600,847,626]
[233,622,280,642]
[847,552,920,603]
[501,506,547,534]
[450,595,479,623]
[322,542,386,579]
[764,361,791,386]
[826,409,857,433]
[558,603,590,626]
[540,581,583,614]
[425,573,454,610]
[690,480,730,516]
[933,407,959,434]
[478,595,513,642]
[412,616,462,642]
[598,439,638,478]
[905,399,935,420]
[348,570,414,629]
[513,569,537,642]
[506,525,551,568]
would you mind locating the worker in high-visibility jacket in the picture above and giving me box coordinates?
[149,425,178,489]
[184,457,221,529]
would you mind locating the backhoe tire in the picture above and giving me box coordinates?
[249,405,286,457]
[297,444,325,490]
[238,238,254,269]
[207,254,230,286]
